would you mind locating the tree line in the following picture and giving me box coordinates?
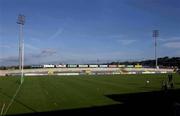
[109,56,180,68]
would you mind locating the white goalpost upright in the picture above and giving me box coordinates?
[17,14,25,84]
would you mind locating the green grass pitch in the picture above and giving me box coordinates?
[0,74,180,115]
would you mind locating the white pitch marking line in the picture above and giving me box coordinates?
[1,103,5,116]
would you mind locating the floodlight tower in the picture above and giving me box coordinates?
[153,30,159,69]
[17,14,25,84]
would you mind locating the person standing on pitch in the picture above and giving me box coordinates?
[168,74,174,89]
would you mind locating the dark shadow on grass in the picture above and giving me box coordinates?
[175,83,180,85]
[106,89,180,116]
[10,89,180,116]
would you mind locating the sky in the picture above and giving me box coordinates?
[0,0,180,66]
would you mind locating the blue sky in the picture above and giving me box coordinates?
[0,0,180,66]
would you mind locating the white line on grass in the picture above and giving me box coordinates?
[3,83,23,115]
[0,103,5,116]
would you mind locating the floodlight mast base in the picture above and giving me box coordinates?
[17,14,25,84]
[153,30,159,69]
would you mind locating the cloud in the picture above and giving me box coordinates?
[117,39,136,45]
[0,44,11,48]
[28,37,42,42]
[48,28,63,40]
[0,56,18,66]
[0,56,18,62]
[175,51,180,56]
[159,37,180,42]
[41,49,56,55]
[163,42,180,49]
[25,43,39,50]
[31,48,57,58]
[161,37,180,49]
[58,50,142,62]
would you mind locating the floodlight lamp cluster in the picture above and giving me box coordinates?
[153,30,159,37]
[17,14,25,25]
